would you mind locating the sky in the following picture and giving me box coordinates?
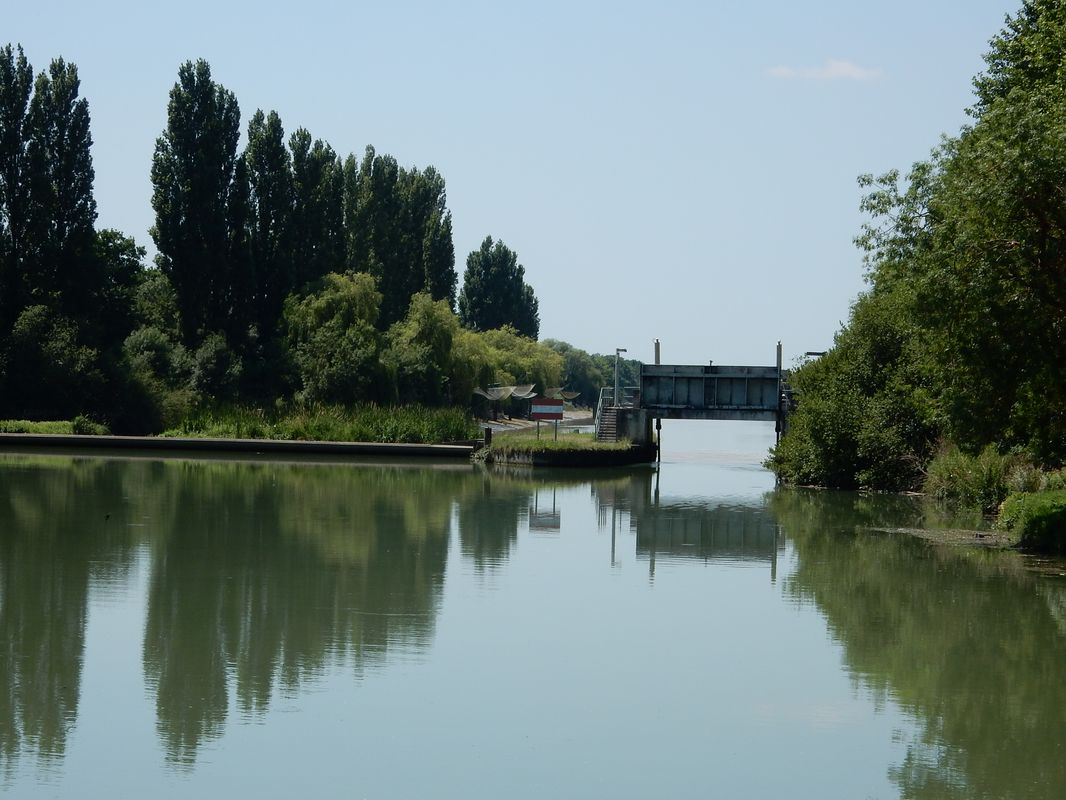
[8,0,1015,367]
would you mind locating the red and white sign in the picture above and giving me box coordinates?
[531,397,564,421]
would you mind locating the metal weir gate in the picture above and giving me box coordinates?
[640,363,784,423]
[595,344,791,450]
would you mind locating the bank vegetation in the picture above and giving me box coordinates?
[766,1,1066,551]
[0,48,641,444]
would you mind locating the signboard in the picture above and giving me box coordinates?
[531,397,564,421]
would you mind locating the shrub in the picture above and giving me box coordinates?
[998,490,1066,553]
[71,415,109,435]
[924,445,1014,512]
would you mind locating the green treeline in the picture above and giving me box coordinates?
[769,1,1066,496]
[0,49,621,434]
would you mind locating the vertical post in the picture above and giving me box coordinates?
[554,420,558,441]
[775,340,783,446]
[654,338,661,365]
[536,420,541,440]
[614,347,627,406]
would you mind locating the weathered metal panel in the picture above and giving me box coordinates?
[640,364,781,418]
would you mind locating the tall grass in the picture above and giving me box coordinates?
[999,490,1066,553]
[924,445,1016,513]
[163,404,479,444]
[0,417,109,435]
[484,430,632,457]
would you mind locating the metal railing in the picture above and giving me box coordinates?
[594,385,640,439]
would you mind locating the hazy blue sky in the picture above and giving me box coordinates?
[9,0,1014,366]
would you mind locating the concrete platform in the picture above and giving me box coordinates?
[0,432,474,459]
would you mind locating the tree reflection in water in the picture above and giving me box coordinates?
[770,488,1066,800]
[0,456,140,775]
[140,460,464,767]
[5,454,1065,794]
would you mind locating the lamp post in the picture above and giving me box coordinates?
[614,347,627,406]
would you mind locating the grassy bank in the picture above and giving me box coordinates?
[163,404,480,444]
[920,446,1066,553]
[999,490,1066,554]
[476,428,645,466]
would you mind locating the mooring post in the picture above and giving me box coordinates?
[775,340,783,446]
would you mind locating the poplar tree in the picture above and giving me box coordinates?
[245,109,293,338]
[151,60,242,348]
[290,128,344,290]
[343,146,456,328]
[0,44,33,333]
[24,57,97,313]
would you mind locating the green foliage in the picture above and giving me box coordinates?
[290,128,344,290]
[191,332,242,400]
[246,108,294,339]
[542,339,607,407]
[773,2,1066,483]
[475,326,563,392]
[998,489,1066,552]
[457,236,540,339]
[768,287,940,490]
[383,292,459,405]
[24,57,97,317]
[924,445,1016,513]
[0,44,34,335]
[70,415,108,435]
[0,419,73,434]
[284,272,383,404]
[481,430,632,460]
[165,403,478,444]
[2,305,104,420]
[151,59,243,348]
[344,146,456,328]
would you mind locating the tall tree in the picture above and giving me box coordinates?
[290,128,344,290]
[457,236,540,339]
[245,109,294,338]
[24,57,97,313]
[397,165,455,308]
[0,44,33,333]
[343,146,456,328]
[346,146,403,325]
[151,60,242,348]
[423,208,456,306]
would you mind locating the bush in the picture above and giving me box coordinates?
[71,415,109,435]
[924,445,1014,512]
[998,490,1066,553]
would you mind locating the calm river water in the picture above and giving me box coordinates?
[2,421,1065,799]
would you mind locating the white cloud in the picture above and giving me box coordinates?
[766,59,883,81]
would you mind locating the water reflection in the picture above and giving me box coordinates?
[140,460,460,766]
[5,453,1066,797]
[588,469,783,575]
[0,456,138,776]
[771,489,1066,800]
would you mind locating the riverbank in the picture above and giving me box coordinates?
[0,432,474,459]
